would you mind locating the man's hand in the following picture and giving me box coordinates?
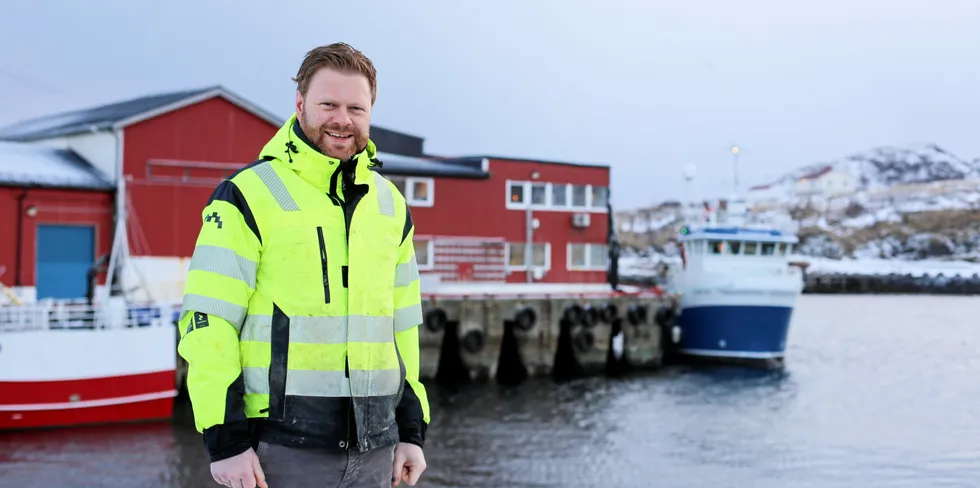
[391,442,426,486]
[210,448,267,488]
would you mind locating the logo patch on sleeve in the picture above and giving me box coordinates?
[193,312,210,330]
[205,211,223,229]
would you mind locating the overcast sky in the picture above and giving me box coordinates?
[1,0,978,209]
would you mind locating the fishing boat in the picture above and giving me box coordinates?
[664,159,805,368]
[0,179,180,431]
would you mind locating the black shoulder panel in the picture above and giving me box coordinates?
[400,201,414,246]
[207,179,261,245]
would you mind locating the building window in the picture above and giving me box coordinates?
[389,176,434,207]
[506,242,550,270]
[506,180,607,214]
[571,185,588,207]
[531,183,548,206]
[411,179,432,205]
[508,181,526,205]
[414,239,434,269]
[567,243,609,270]
[551,184,568,207]
[590,186,609,208]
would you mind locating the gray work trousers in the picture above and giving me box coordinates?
[256,441,395,488]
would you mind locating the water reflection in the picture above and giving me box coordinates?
[2,296,980,487]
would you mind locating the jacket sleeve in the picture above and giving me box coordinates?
[393,204,430,447]
[176,179,261,462]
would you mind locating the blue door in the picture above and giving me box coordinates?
[36,224,95,299]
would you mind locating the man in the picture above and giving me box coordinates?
[177,42,430,488]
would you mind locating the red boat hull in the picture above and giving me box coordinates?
[0,370,177,430]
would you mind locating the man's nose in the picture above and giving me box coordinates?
[329,109,353,128]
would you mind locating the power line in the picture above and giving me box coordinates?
[0,68,77,99]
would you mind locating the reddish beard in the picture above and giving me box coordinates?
[299,108,369,160]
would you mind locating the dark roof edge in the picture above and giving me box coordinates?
[376,168,489,180]
[371,124,425,141]
[446,154,610,169]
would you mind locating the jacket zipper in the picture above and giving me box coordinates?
[316,226,330,303]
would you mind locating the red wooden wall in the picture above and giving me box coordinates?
[121,96,279,257]
[0,187,113,287]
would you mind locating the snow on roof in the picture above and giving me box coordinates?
[0,142,114,190]
[0,86,283,142]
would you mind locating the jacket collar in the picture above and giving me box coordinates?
[258,113,379,192]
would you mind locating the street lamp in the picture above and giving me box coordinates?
[731,145,740,195]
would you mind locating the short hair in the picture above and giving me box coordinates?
[293,42,377,104]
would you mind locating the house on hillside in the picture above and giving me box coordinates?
[746,182,788,207]
[0,86,613,303]
[794,166,858,198]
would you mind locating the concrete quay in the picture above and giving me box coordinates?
[418,288,680,386]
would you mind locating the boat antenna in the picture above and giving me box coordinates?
[682,163,698,218]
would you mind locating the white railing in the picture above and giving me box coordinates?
[0,299,179,333]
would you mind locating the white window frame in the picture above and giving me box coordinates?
[506,180,528,208]
[390,176,434,207]
[413,238,435,270]
[504,241,551,272]
[566,242,609,271]
[505,179,609,213]
[405,177,434,207]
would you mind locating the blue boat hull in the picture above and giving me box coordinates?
[670,305,794,364]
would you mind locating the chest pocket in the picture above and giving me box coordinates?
[346,173,403,314]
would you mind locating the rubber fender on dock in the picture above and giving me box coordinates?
[424,308,448,333]
[582,304,600,328]
[552,318,584,381]
[601,302,618,323]
[654,306,676,327]
[434,321,470,387]
[563,303,585,324]
[497,320,529,387]
[626,304,648,326]
[573,329,595,353]
[460,329,486,354]
[605,317,630,378]
[514,306,537,332]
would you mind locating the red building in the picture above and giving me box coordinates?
[0,86,612,303]
[384,156,611,285]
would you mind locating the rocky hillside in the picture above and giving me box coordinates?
[755,143,980,193]
[617,143,980,262]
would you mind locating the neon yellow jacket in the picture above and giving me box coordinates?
[177,114,429,462]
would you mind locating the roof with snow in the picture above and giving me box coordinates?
[0,86,284,142]
[0,142,114,190]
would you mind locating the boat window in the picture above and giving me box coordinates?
[761,242,776,256]
[709,240,724,254]
[743,241,758,256]
[728,240,741,255]
[776,243,787,255]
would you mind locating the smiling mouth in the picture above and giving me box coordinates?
[326,131,353,141]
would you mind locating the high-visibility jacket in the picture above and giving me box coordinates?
[176,114,430,462]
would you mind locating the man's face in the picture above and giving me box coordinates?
[296,67,372,160]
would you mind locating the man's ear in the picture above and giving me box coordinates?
[295,91,304,114]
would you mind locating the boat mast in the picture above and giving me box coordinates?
[102,131,128,303]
